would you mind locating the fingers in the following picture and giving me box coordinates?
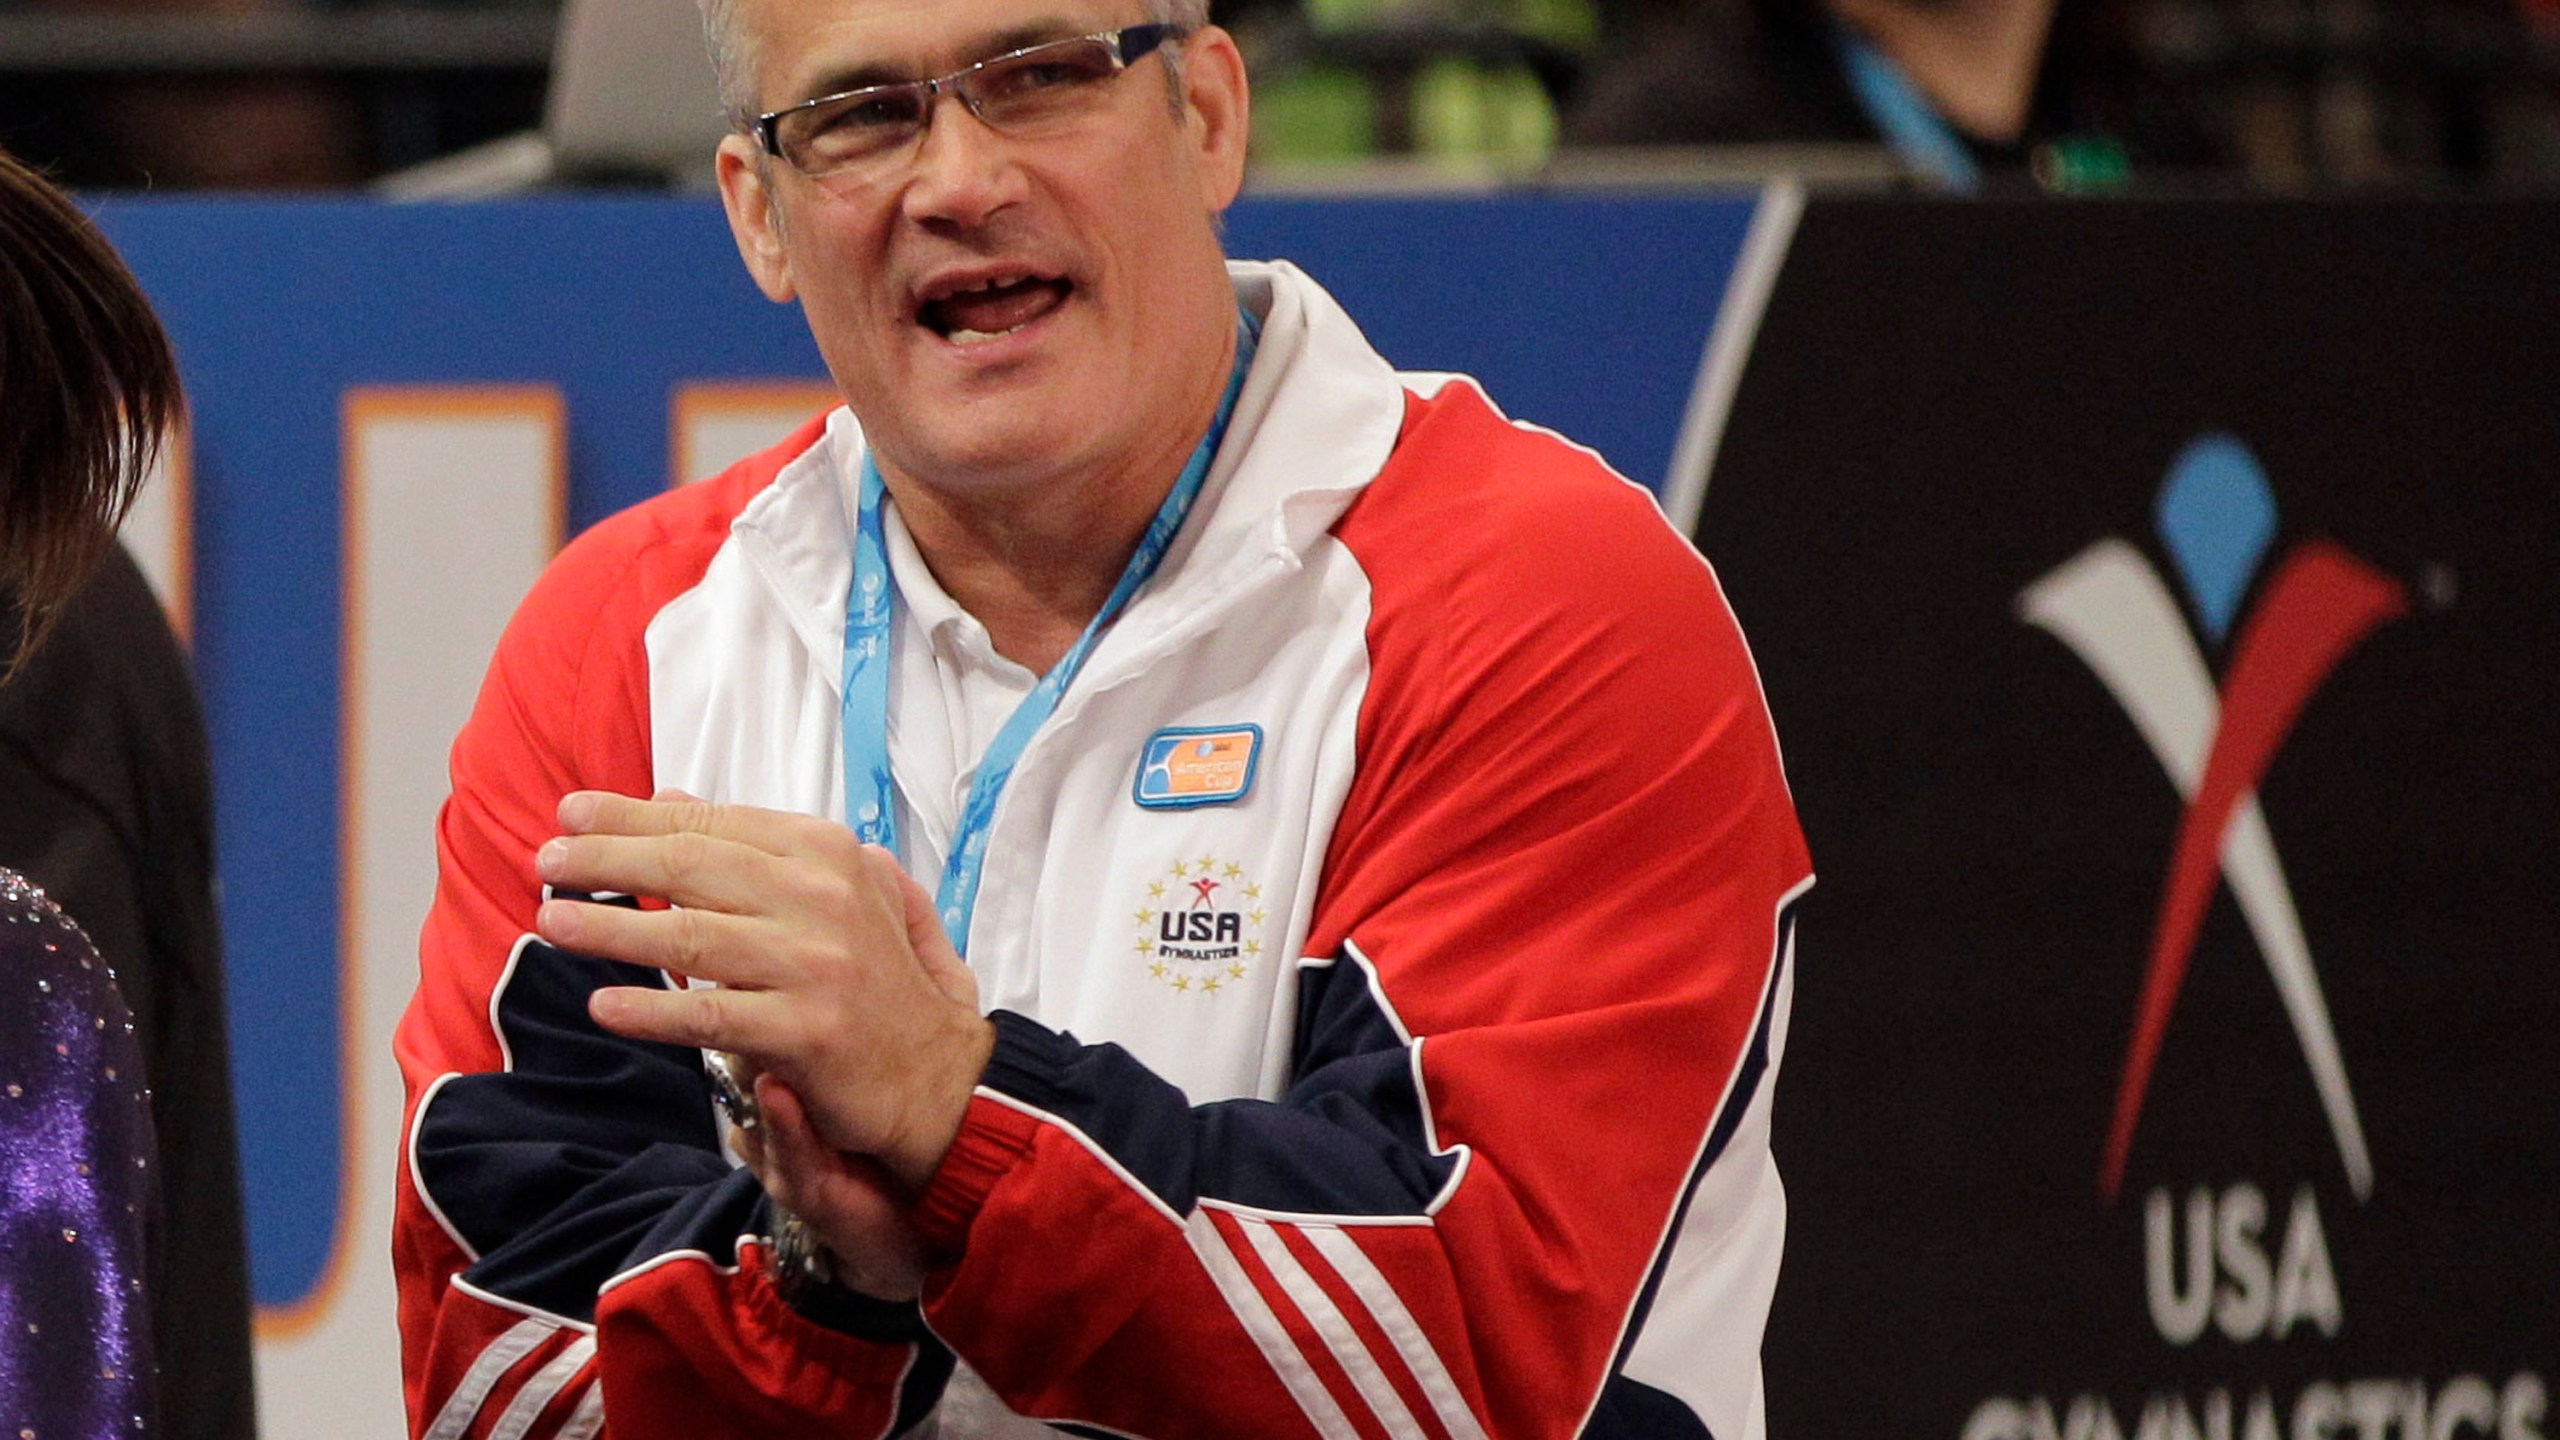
[888,853,942,948]
[538,827,796,916]
[751,1076,929,1301]
[542,795,978,1186]
[558,790,857,863]
[590,980,780,1054]
[751,1075,820,1212]
[539,895,789,988]
[754,1077,899,1216]
[887,856,979,1010]
[756,1079,899,1209]
[539,796,905,968]
[545,789,912,912]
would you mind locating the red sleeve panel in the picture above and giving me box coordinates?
[908,383,1810,1439]
[392,421,946,1439]
[1309,382,1813,1433]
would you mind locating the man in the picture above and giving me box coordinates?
[393,0,1811,1434]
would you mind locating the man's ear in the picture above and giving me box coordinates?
[716,133,797,304]
[1179,26,1251,214]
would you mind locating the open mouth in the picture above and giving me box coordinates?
[917,272,1073,345]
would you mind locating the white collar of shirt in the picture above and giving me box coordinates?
[881,497,1038,890]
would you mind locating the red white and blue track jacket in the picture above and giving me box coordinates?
[394,261,1813,1440]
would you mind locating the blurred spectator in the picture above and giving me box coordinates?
[1564,0,1872,146]
[1,0,364,188]
[1557,0,2559,188]
[1564,0,2234,186]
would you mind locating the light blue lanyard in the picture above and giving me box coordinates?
[1835,24,1982,194]
[842,311,1261,952]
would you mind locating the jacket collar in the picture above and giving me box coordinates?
[723,259,1409,672]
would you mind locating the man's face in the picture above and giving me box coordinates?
[715,0,1250,500]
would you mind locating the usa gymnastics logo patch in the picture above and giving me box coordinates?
[1131,853,1269,995]
[1133,724,1262,810]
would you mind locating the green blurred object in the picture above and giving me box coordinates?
[1305,0,1391,34]
[1264,0,1579,165]
[1484,62,1558,162]
[1306,0,1594,39]
[2034,136,2133,194]
[1251,63,1381,162]
[1412,58,1485,157]
[1413,57,1556,165]
[1503,0,1596,49]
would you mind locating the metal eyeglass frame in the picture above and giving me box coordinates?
[752,23,1189,179]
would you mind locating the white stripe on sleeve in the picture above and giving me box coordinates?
[488,1322,593,1434]
[1303,1226,1491,1440]
[1236,1216,1429,1440]
[557,1380,606,1440]
[1185,1210,1362,1440]
[422,1315,557,1440]
[490,1333,597,1440]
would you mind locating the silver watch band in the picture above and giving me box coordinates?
[706,1051,842,1307]
[769,1207,838,1308]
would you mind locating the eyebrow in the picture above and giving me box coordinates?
[793,19,1095,103]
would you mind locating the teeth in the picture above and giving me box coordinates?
[925,272,1055,343]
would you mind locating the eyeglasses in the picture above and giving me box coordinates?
[753,24,1189,183]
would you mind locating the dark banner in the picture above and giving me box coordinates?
[1702,199,2560,1439]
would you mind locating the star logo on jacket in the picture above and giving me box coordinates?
[1132,853,1268,995]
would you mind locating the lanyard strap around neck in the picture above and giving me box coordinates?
[1834,23,1982,194]
[842,309,1261,953]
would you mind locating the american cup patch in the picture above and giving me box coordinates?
[1133,724,1262,810]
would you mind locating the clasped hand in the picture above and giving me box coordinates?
[534,790,993,1299]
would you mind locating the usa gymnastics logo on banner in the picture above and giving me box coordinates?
[2020,433,2406,1206]
[1967,437,2550,1440]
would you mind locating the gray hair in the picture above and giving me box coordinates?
[701,0,1212,129]
[699,0,751,128]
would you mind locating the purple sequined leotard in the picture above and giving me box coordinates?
[0,868,155,1437]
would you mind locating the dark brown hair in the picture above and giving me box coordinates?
[0,147,182,671]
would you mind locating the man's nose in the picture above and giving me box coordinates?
[899,88,1027,227]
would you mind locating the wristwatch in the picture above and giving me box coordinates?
[705,1052,842,1307]
[768,1207,839,1310]
[704,1049,758,1131]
